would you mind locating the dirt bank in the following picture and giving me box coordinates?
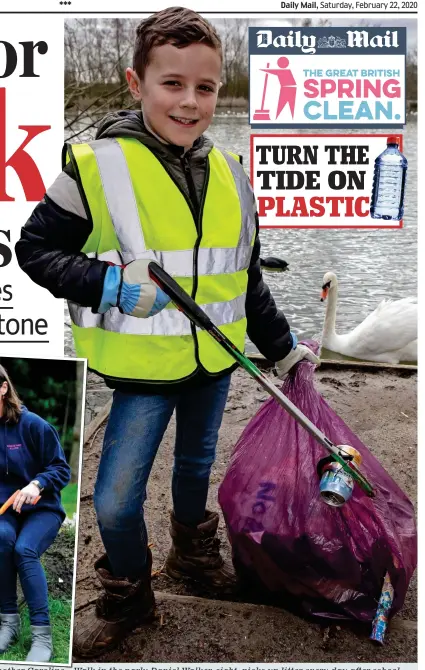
[74,364,417,662]
[43,526,76,600]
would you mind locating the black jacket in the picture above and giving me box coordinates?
[16,111,293,393]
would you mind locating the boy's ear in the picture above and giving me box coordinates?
[126,67,143,101]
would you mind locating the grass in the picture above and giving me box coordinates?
[0,598,72,664]
[61,482,78,519]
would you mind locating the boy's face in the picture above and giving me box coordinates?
[127,42,221,147]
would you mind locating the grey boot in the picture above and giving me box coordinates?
[25,625,53,662]
[0,613,20,653]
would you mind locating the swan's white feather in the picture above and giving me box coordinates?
[322,275,417,363]
[345,298,417,355]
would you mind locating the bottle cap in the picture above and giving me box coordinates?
[387,135,400,145]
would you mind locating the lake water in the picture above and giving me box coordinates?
[64,115,417,356]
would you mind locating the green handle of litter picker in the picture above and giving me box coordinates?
[149,262,214,332]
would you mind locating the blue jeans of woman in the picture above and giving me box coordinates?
[0,510,62,625]
[93,374,231,579]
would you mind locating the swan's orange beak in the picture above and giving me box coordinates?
[321,287,329,302]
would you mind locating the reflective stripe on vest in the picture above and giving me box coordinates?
[69,292,247,336]
[68,138,256,381]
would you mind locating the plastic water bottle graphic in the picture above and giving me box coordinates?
[371,136,408,221]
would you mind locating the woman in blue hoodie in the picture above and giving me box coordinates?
[0,364,71,663]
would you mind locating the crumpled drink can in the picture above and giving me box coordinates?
[319,463,354,506]
[318,446,362,506]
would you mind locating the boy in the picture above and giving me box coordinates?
[16,7,318,657]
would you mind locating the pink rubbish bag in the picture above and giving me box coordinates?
[218,343,417,622]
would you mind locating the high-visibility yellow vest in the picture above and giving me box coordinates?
[67,137,256,382]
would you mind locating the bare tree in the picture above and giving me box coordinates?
[219,19,249,100]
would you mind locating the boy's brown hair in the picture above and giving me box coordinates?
[133,6,222,80]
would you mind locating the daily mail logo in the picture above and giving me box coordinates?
[249,27,406,128]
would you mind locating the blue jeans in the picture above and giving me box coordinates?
[0,510,61,625]
[94,374,231,578]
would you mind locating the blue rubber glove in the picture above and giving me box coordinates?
[98,260,171,317]
[98,265,121,314]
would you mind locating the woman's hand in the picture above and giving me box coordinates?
[12,483,40,513]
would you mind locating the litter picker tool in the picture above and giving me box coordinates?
[148,262,375,498]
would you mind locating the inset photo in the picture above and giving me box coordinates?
[0,357,85,666]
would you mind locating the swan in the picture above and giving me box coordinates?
[320,272,417,364]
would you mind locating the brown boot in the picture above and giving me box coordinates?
[165,511,237,591]
[73,549,155,659]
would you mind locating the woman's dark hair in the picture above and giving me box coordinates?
[0,364,23,424]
